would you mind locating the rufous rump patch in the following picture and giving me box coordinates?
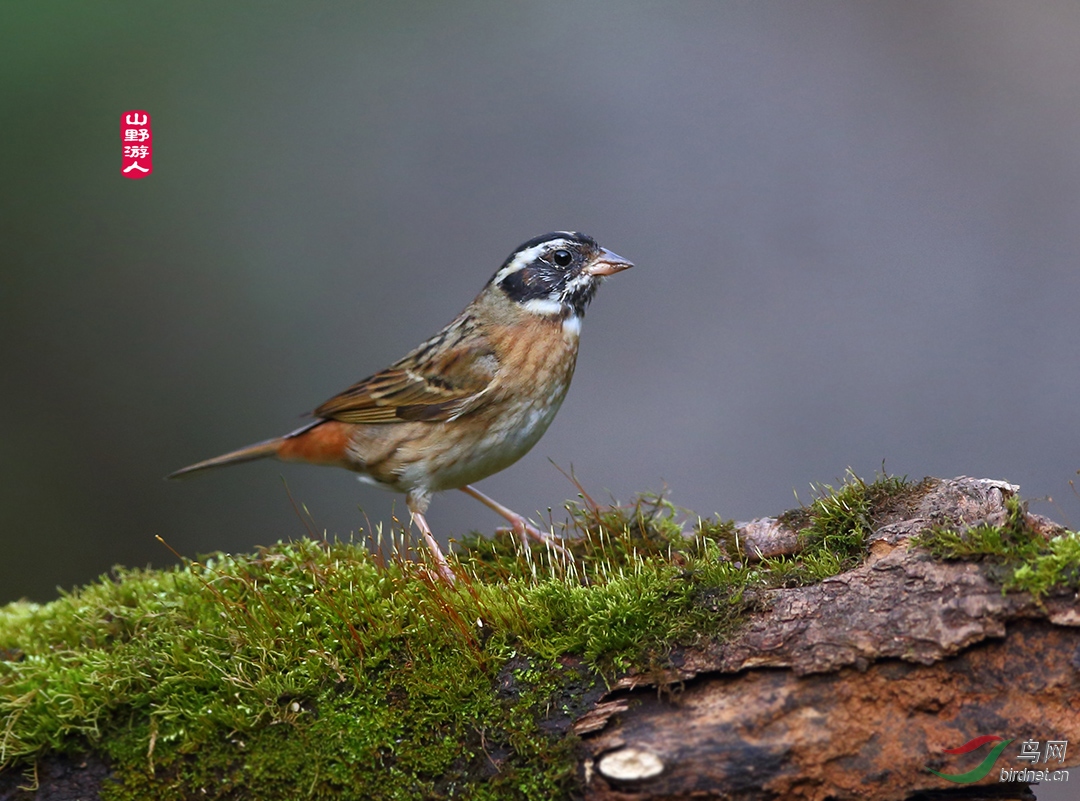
[277,421,353,467]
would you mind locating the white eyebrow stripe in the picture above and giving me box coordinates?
[493,238,577,285]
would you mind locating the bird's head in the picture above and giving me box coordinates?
[492,232,633,319]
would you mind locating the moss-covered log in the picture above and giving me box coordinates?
[1,476,1078,800]
[580,479,1080,799]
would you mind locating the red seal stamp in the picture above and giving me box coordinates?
[120,111,152,179]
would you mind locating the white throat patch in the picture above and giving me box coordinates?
[520,296,566,317]
[562,315,582,338]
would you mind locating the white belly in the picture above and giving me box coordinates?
[404,389,568,492]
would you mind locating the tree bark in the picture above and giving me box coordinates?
[576,478,1079,801]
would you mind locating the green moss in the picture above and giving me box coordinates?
[0,474,944,797]
[763,471,918,586]
[912,495,1080,598]
[0,522,748,799]
[1009,533,1080,597]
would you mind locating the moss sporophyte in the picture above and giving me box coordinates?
[2,474,1077,798]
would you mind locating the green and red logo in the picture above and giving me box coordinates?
[928,735,1014,783]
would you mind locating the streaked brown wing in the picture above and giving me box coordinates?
[313,326,499,424]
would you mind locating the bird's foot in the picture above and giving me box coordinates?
[496,515,571,557]
[458,484,571,558]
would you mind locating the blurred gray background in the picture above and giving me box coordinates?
[3,1,1080,608]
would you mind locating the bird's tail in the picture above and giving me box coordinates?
[167,437,285,480]
[167,421,350,480]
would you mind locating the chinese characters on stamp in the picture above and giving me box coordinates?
[120,111,152,179]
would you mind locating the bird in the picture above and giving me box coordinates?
[169,231,633,583]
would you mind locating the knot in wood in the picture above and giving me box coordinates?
[597,746,664,781]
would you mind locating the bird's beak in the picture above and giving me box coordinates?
[585,248,634,277]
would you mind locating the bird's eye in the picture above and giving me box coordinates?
[552,249,573,267]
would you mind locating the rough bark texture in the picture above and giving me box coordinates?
[578,478,1079,801]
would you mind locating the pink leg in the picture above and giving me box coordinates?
[407,491,456,584]
[459,485,570,556]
